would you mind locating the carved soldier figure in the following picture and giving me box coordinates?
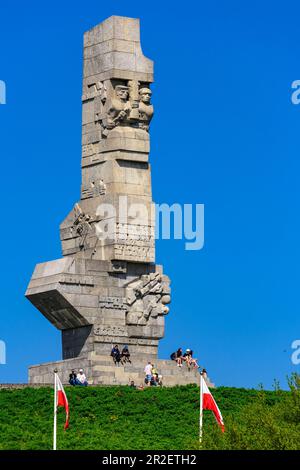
[72,203,93,248]
[26,17,176,386]
[138,87,154,131]
[106,85,131,129]
[92,178,106,196]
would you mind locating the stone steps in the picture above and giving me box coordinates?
[88,354,202,386]
[28,354,214,387]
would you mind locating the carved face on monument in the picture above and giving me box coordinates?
[125,272,171,328]
[139,88,152,104]
[115,85,129,102]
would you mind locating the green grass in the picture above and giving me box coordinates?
[0,377,300,450]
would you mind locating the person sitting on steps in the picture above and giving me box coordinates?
[121,345,131,364]
[111,344,122,366]
[157,374,163,386]
[150,374,158,386]
[170,348,184,367]
[175,348,184,367]
[151,363,159,385]
[183,349,200,370]
[69,369,77,386]
[128,379,136,388]
[170,351,176,361]
[76,369,88,386]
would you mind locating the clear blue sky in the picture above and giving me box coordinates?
[1,0,300,389]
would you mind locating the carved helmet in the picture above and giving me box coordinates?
[139,87,152,95]
[115,85,129,92]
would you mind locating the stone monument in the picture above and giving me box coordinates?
[26,16,205,386]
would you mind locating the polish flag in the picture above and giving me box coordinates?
[55,374,69,430]
[200,375,225,432]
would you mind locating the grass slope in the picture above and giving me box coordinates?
[0,383,299,450]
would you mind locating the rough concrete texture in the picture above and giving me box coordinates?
[29,355,214,388]
[26,16,202,387]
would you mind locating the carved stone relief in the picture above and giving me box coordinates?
[71,203,93,248]
[82,81,107,103]
[98,296,127,310]
[94,80,154,137]
[125,272,171,326]
[94,325,128,337]
[82,178,106,199]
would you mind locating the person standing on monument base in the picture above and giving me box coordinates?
[144,361,153,386]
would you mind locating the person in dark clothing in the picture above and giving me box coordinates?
[176,348,183,367]
[170,348,184,367]
[150,375,158,386]
[69,370,77,386]
[111,345,121,365]
[121,345,131,364]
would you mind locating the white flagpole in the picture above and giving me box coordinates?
[53,369,57,451]
[199,373,203,444]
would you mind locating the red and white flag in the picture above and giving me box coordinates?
[200,374,225,437]
[55,373,69,430]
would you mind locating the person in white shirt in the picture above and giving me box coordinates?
[76,368,88,386]
[144,361,153,386]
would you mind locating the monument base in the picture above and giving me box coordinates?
[28,353,214,387]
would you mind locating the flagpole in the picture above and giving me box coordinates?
[53,369,57,451]
[199,373,203,445]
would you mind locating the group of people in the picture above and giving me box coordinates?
[170,348,200,369]
[67,349,207,388]
[144,361,163,387]
[110,344,131,365]
[69,368,88,386]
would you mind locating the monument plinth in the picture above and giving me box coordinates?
[26,16,201,386]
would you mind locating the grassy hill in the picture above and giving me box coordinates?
[0,378,300,450]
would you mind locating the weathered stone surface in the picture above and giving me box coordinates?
[28,355,215,388]
[25,16,204,387]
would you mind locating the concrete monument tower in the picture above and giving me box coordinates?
[26,16,201,386]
